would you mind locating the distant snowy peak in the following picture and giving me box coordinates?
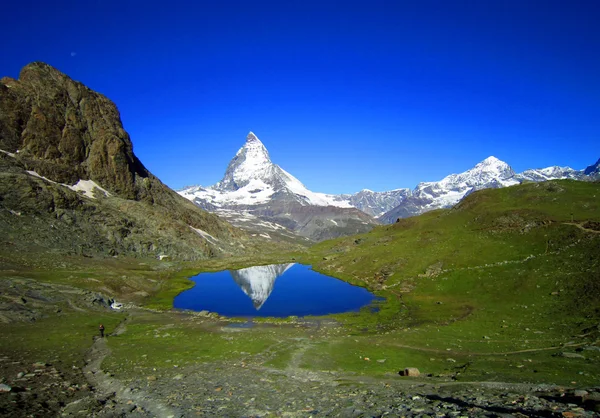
[342,188,412,217]
[517,166,582,182]
[215,132,274,192]
[379,155,597,224]
[429,156,517,189]
[179,132,354,209]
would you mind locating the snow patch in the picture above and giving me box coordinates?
[66,179,111,199]
[26,170,57,183]
[26,171,111,199]
[189,226,220,245]
[0,149,16,158]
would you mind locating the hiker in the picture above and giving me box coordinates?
[99,324,105,338]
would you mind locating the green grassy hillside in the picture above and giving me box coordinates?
[291,180,600,383]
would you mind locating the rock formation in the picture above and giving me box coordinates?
[0,62,253,260]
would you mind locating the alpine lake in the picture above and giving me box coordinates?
[174,263,381,317]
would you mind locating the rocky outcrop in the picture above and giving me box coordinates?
[0,62,253,260]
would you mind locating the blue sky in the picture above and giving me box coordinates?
[2,0,599,194]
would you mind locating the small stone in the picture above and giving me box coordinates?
[173,374,184,380]
[146,375,157,381]
[377,359,386,363]
[584,346,600,351]
[560,352,585,359]
[400,367,420,377]
[574,390,588,398]
[17,372,24,378]
[0,384,11,392]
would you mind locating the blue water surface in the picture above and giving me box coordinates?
[173,264,379,317]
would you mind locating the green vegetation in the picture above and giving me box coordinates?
[1,180,599,389]
[284,180,600,383]
[0,311,124,367]
[101,312,278,376]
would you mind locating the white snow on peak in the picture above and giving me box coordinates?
[517,165,580,182]
[401,156,519,218]
[428,156,518,191]
[179,132,353,209]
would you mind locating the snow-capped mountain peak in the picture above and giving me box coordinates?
[180,132,355,209]
[378,156,519,223]
[422,156,517,192]
[467,156,514,177]
[241,131,270,161]
[215,132,273,192]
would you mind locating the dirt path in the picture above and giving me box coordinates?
[564,221,600,234]
[82,316,182,418]
[388,341,587,356]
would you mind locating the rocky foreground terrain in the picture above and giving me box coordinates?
[0,276,599,417]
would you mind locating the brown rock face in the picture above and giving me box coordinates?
[0,62,253,260]
[1,62,148,198]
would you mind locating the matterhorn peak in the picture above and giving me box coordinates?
[238,131,270,162]
[246,131,260,142]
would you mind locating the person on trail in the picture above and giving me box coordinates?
[99,324,105,338]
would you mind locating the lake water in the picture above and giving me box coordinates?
[173,263,379,317]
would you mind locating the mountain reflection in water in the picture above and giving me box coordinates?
[173,263,378,317]
[230,263,294,309]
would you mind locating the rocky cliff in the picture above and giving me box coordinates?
[0,62,253,261]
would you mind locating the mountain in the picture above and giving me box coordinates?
[378,156,593,224]
[516,166,583,182]
[0,62,256,261]
[182,132,354,208]
[330,188,412,217]
[230,263,294,309]
[379,157,518,223]
[584,158,600,179]
[179,133,377,241]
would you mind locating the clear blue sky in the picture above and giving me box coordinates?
[1,0,599,194]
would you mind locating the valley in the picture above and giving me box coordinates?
[1,179,599,417]
[1,62,600,417]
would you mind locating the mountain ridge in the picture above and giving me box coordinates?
[179,132,598,230]
[0,62,259,260]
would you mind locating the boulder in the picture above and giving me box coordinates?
[399,367,420,377]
